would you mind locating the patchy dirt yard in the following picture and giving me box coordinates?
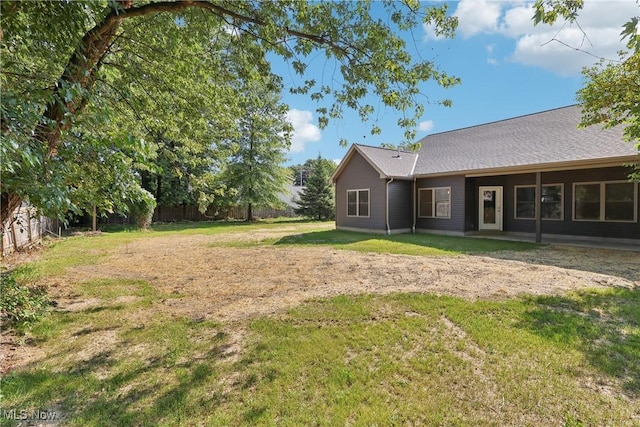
[2,227,639,374]
[48,232,640,321]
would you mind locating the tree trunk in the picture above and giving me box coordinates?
[156,174,162,205]
[92,204,97,232]
[247,203,253,222]
[0,191,23,231]
[35,3,131,158]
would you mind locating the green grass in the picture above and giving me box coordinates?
[274,229,538,255]
[2,291,638,426]
[12,221,534,285]
[10,218,332,282]
[115,217,323,236]
[1,221,637,426]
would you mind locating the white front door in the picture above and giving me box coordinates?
[479,186,503,231]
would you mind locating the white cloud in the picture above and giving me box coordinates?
[453,0,502,38]
[423,22,447,41]
[501,2,636,74]
[418,120,434,132]
[511,26,625,75]
[285,109,321,153]
[429,0,637,75]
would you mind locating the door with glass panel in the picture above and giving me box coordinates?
[479,186,503,230]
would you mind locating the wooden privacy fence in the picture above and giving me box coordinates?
[153,205,297,222]
[1,203,60,257]
[102,205,297,224]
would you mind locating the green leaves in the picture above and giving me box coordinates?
[295,155,336,220]
[621,17,640,52]
[0,273,51,331]
[218,73,292,216]
[532,0,585,25]
[2,0,462,225]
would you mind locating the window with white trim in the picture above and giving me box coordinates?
[574,181,637,222]
[347,189,369,217]
[515,184,563,220]
[418,187,451,218]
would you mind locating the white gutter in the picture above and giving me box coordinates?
[386,178,394,235]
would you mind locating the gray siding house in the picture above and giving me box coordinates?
[331,105,640,244]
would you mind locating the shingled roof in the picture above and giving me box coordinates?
[332,144,418,181]
[333,105,637,183]
[413,105,637,176]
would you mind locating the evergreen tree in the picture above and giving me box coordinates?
[295,155,335,220]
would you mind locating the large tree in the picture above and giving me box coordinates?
[533,0,640,180]
[220,74,292,221]
[98,11,245,212]
[1,0,460,226]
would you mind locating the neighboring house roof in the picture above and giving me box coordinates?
[279,184,305,208]
[413,105,637,176]
[331,144,419,182]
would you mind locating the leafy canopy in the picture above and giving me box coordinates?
[1,0,460,225]
[219,73,293,219]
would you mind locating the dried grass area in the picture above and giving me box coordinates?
[52,234,639,322]
[3,230,638,374]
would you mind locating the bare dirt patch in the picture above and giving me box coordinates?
[3,230,638,374]
[51,234,639,322]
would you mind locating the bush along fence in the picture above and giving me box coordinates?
[1,203,60,258]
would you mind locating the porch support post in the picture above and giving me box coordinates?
[412,177,416,233]
[535,171,542,243]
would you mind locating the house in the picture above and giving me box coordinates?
[331,105,640,244]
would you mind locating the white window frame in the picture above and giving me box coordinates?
[573,180,638,222]
[514,183,564,221]
[418,187,451,219]
[346,188,370,218]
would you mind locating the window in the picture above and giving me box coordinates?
[574,181,637,222]
[605,182,635,221]
[515,187,535,219]
[347,189,369,217]
[574,183,600,220]
[515,184,563,220]
[418,187,451,218]
[542,185,563,219]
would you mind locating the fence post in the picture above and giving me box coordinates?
[10,220,18,252]
[27,217,32,244]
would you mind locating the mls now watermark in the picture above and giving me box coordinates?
[3,408,59,422]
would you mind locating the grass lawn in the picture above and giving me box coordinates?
[1,220,638,426]
[274,229,538,255]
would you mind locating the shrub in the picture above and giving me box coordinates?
[129,188,157,229]
[0,273,51,329]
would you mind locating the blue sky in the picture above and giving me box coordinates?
[274,0,637,166]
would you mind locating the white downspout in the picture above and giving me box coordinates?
[412,177,417,233]
[386,178,394,235]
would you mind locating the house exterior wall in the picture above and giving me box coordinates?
[388,179,413,231]
[415,175,466,234]
[466,166,639,240]
[334,151,387,231]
